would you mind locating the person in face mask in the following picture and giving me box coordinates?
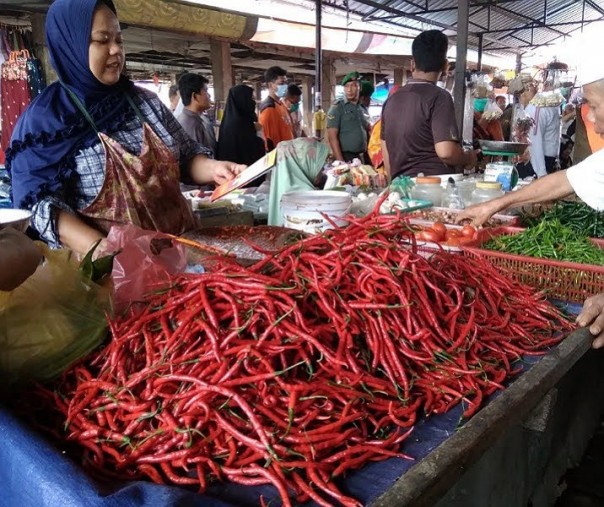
[283,84,304,138]
[258,66,294,151]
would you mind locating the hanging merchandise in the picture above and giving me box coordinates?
[1,51,31,154]
[0,24,46,162]
[1,49,46,154]
[27,56,45,98]
[510,104,534,144]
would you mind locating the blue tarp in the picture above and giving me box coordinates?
[0,302,580,507]
[0,400,464,507]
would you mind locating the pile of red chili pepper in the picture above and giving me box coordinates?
[32,204,573,507]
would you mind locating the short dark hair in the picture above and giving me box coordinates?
[286,84,302,98]
[412,30,449,73]
[168,84,179,99]
[178,73,209,106]
[265,66,287,84]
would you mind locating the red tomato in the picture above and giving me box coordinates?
[432,222,447,238]
[446,229,461,239]
[421,230,443,243]
[458,236,475,246]
[461,224,477,238]
[446,237,461,247]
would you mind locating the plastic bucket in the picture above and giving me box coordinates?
[281,190,351,234]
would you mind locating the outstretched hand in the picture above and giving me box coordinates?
[576,293,604,349]
[213,161,246,185]
[455,201,498,227]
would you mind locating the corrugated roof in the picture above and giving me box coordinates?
[323,0,604,56]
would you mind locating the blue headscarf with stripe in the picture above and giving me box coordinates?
[7,0,134,209]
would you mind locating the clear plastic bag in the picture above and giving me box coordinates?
[105,225,187,313]
[511,104,535,144]
[482,99,503,121]
[0,245,110,385]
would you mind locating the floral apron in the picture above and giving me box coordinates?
[64,85,196,235]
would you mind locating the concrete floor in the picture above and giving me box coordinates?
[556,422,604,507]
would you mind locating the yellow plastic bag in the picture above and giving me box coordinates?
[0,244,111,385]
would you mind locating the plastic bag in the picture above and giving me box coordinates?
[106,225,187,313]
[511,104,535,143]
[482,99,503,121]
[0,244,110,385]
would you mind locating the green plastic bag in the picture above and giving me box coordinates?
[0,244,111,385]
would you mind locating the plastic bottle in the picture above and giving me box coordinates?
[441,178,464,209]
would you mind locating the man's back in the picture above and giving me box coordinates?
[381,80,459,178]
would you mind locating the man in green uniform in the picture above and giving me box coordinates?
[327,71,369,162]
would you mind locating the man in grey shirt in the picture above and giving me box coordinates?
[177,73,217,154]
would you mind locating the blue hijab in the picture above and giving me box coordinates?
[7,0,134,209]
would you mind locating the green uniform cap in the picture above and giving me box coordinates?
[341,71,360,86]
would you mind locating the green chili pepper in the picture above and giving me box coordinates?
[521,201,604,238]
[484,219,604,265]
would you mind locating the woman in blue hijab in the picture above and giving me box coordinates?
[7,0,244,254]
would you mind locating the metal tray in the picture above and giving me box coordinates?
[478,140,529,155]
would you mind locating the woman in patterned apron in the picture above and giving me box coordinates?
[6,0,245,256]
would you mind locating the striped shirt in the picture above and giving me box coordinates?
[32,87,211,247]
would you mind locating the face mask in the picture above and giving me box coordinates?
[276,84,288,97]
[290,102,300,113]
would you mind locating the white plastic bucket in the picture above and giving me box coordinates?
[281,190,351,234]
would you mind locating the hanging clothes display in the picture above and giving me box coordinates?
[0,25,46,163]
[1,51,31,154]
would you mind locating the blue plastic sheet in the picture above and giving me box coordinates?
[0,303,580,507]
[0,400,465,507]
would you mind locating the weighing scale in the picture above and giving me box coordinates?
[477,140,529,190]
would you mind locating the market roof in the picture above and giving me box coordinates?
[322,0,604,56]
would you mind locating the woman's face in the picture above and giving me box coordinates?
[89,4,124,86]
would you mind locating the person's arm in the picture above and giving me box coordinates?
[326,105,344,161]
[327,128,344,161]
[561,111,576,123]
[189,156,245,185]
[259,107,279,151]
[159,96,243,184]
[434,142,478,167]
[456,170,574,226]
[0,228,42,291]
[381,140,392,180]
[56,210,105,257]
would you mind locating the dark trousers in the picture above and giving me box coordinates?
[517,156,558,178]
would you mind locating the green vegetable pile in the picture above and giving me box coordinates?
[522,201,604,238]
[484,219,604,265]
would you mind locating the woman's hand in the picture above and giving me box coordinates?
[189,156,246,186]
[212,161,246,185]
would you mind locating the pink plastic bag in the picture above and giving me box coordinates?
[105,225,187,312]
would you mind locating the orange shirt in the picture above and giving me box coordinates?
[258,96,294,151]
